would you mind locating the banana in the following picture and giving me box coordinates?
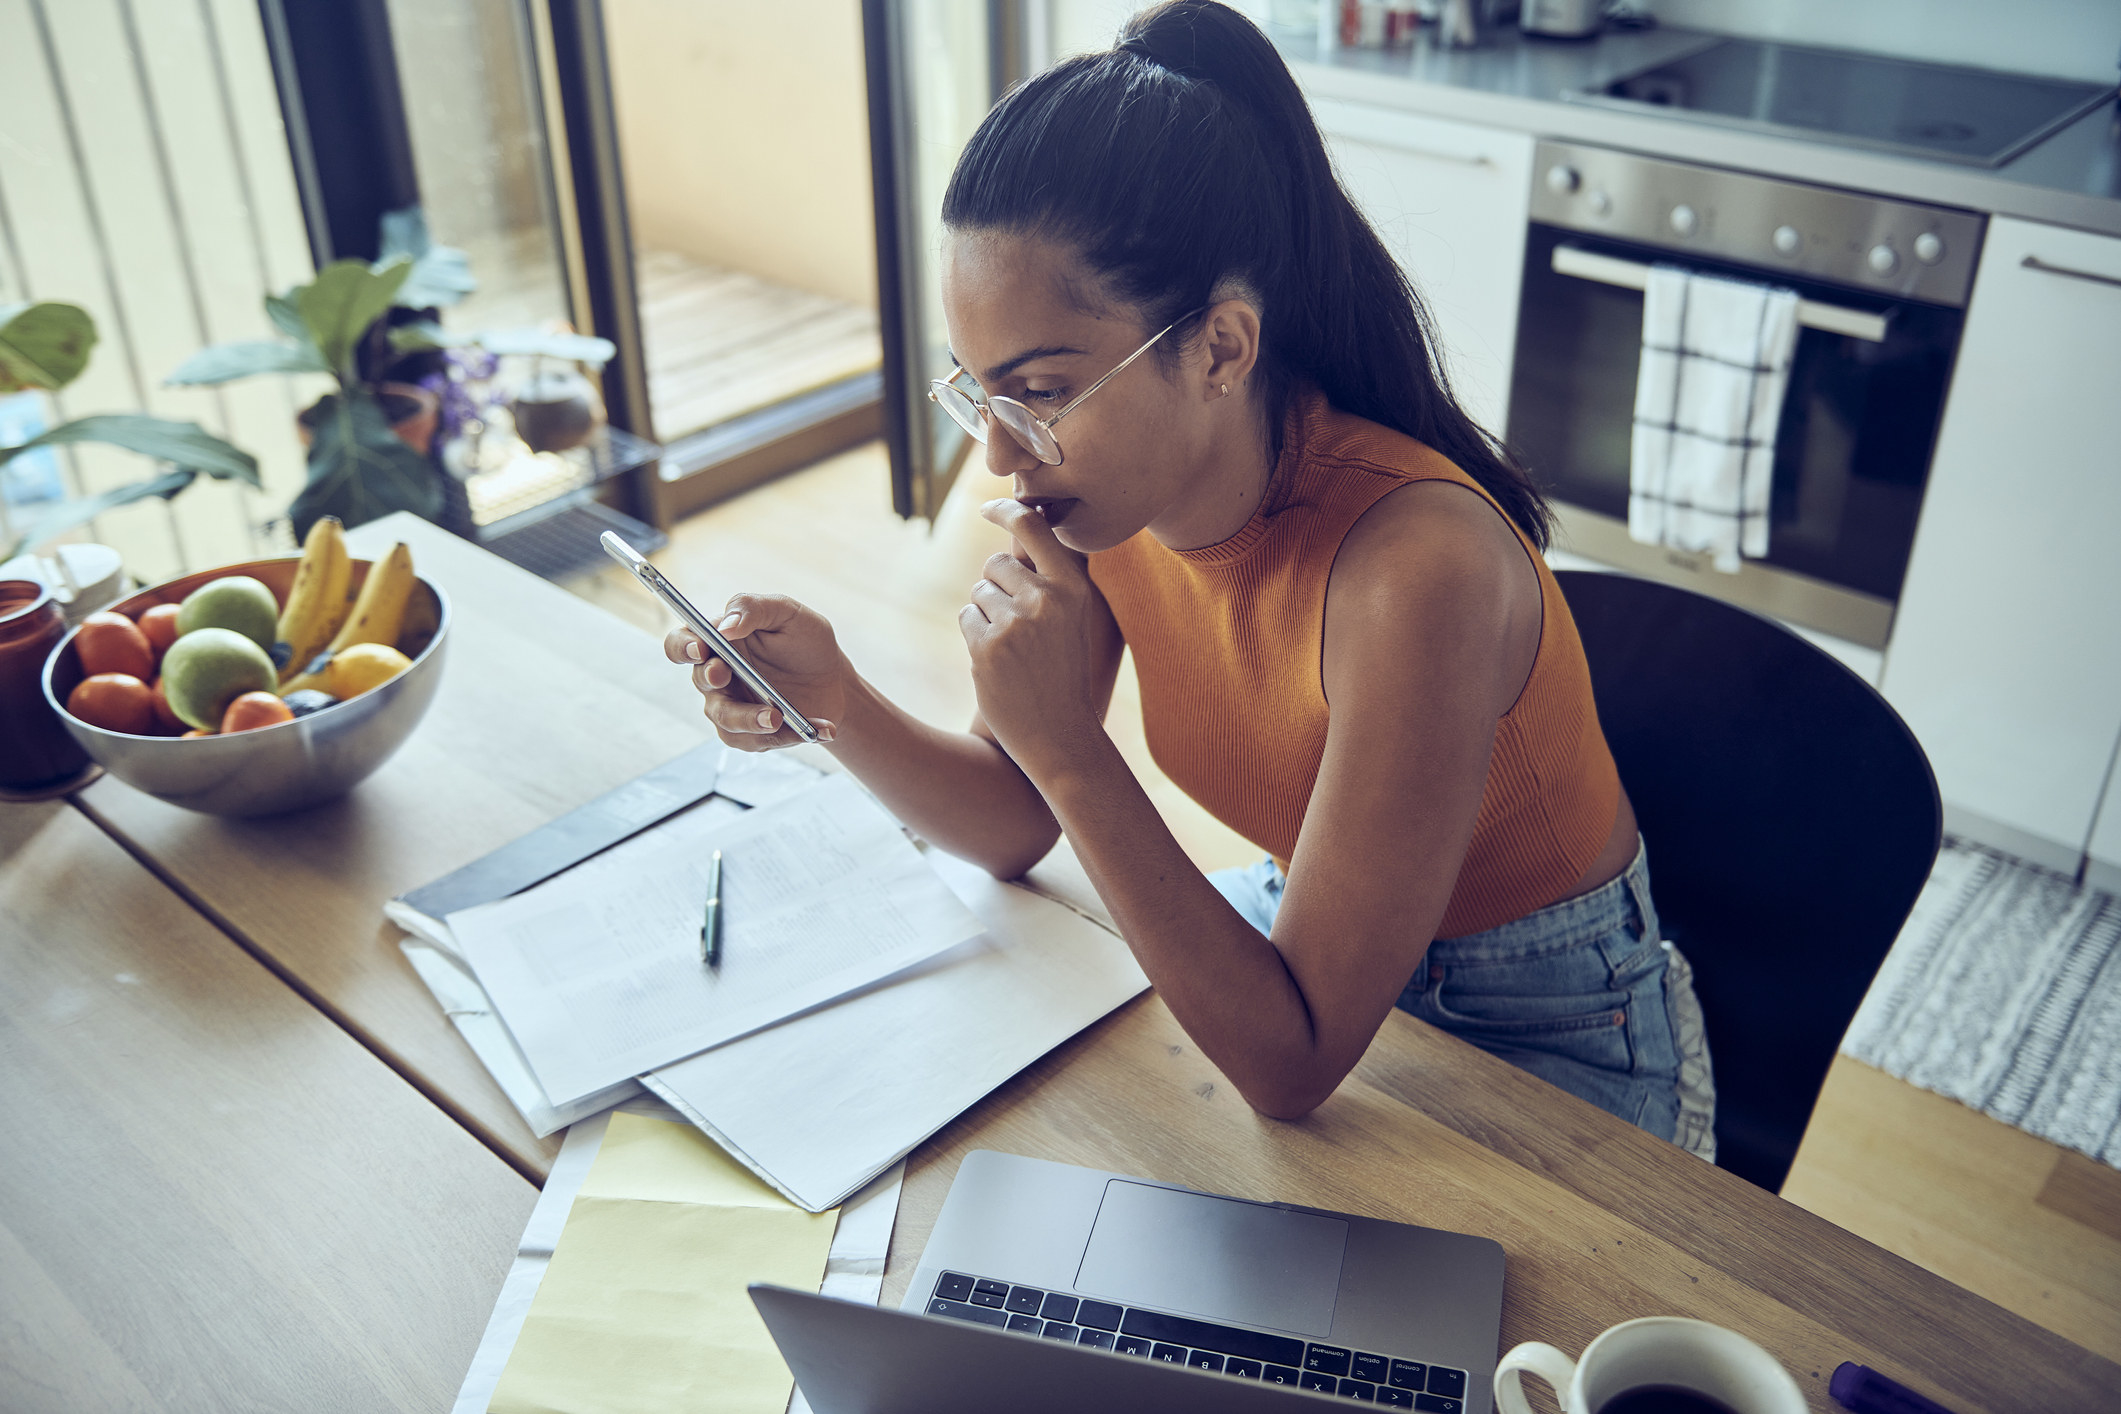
[274,515,353,684]
[279,540,416,695]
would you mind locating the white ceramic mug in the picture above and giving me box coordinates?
[1493,1317,1806,1414]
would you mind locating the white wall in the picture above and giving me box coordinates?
[1647,0,2121,84]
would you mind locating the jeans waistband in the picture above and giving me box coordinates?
[1427,835,1654,963]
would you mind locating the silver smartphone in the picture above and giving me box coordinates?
[600,531,820,744]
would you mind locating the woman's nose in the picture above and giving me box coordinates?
[983,425,1035,478]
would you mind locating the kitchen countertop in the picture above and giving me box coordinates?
[1275,23,2121,238]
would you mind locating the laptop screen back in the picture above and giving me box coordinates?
[1073,1181,1348,1335]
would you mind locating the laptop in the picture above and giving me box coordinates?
[753,1150,1505,1414]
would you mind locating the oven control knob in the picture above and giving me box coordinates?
[1588,189,1613,217]
[1773,225,1802,256]
[1914,231,1946,265]
[1670,204,1698,237]
[1867,242,1900,276]
[1546,164,1581,195]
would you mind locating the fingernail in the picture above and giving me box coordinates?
[756,709,774,729]
[819,726,837,743]
[686,641,702,662]
[719,613,740,632]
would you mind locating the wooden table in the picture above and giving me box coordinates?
[60,513,2121,1413]
[0,800,537,1412]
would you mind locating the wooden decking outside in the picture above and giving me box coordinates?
[636,249,880,441]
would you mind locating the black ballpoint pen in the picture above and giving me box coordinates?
[701,849,723,968]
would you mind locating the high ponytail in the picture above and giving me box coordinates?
[941,0,1552,549]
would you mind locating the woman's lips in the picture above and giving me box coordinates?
[1018,497,1078,527]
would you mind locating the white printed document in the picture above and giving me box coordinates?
[448,774,984,1106]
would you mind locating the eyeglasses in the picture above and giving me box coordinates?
[928,311,1198,466]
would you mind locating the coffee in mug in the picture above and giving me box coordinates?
[1494,1317,1804,1414]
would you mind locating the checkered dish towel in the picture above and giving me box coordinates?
[1629,265,1800,573]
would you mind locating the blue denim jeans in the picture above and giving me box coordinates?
[1209,840,1715,1152]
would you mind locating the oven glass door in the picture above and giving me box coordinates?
[1507,223,1964,604]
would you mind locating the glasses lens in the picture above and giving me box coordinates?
[989,397,1063,465]
[931,382,988,442]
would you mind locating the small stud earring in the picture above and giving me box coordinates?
[1219,383,1230,398]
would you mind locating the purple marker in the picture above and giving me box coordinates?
[1830,1362,1958,1414]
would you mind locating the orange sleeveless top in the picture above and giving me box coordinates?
[1087,387,1620,938]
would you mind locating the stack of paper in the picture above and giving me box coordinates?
[397,749,1150,1212]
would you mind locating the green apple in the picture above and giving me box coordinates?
[161,627,276,730]
[175,575,279,651]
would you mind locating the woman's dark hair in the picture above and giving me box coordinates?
[940,0,1551,548]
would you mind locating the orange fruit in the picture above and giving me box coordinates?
[148,676,187,734]
[75,611,155,680]
[67,673,157,734]
[220,690,295,734]
[138,603,182,660]
[180,728,215,739]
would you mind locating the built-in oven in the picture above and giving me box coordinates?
[1506,140,1988,649]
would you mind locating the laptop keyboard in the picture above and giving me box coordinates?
[926,1271,1469,1411]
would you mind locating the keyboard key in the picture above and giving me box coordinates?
[1188,1350,1225,1372]
[1353,1353,1388,1382]
[1151,1343,1187,1364]
[1078,1328,1115,1350]
[1042,1323,1080,1341]
[1119,1310,1306,1368]
[1007,1313,1042,1333]
[1377,1389,1414,1409]
[1075,1300,1123,1331]
[1388,1360,1427,1390]
[972,1278,1009,1299]
[1301,1370,1339,1393]
[1340,1378,1376,1400]
[1427,1367,1467,1398]
[1305,1344,1353,1377]
[1006,1286,1045,1316]
[928,1297,1008,1328]
[970,1289,1006,1309]
[1039,1293,1080,1323]
[1226,1359,1263,1379]
[1413,1396,1462,1413]
[1263,1365,1301,1386]
[1116,1334,1153,1358]
[934,1272,973,1302]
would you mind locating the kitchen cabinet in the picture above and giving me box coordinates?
[1881,216,2121,868]
[1306,98,1533,438]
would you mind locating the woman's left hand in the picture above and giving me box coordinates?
[961,499,1110,777]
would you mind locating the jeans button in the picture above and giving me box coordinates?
[1429,963,1445,982]
[1612,1010,1626,1026]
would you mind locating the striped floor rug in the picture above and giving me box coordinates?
[1842,838,2121,1168]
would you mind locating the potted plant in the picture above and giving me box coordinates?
[0,301,260,564]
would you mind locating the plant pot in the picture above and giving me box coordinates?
[295,382,442,457]
[510,369,603,454]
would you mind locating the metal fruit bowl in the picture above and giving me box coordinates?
[41,555,448,817]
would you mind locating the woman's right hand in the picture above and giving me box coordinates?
[661,593,848,750]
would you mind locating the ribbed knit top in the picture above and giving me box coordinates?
[1087,387,1620,939]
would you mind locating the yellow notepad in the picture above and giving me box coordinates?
[490,1112,839,1414]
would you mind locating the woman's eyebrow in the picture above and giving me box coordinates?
[978,343,1089,383]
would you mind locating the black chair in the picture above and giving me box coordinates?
[1554,570,1942,1192]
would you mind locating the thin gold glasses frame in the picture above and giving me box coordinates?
[926,310,1199,466]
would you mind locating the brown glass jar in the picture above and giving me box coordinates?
[0,578,90,788]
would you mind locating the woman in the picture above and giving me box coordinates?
[665,0,1715,1154]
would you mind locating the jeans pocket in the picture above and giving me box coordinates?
[1419,974,1637,1075]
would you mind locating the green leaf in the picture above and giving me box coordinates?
[386,319,457,355]
[165,338,330,385]
[265,292,310,342]
[296,258,411,378]
[470,327,616,368]
[0,302,98,392]
[0,413,261,489]
[287,390,440,544]
[377,206,477,309]
[0,468,194,562]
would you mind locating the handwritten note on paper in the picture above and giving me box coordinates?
[488,1112,837,1414]
[449,774,984,1105]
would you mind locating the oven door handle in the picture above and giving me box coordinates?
[1550,245,1890,343]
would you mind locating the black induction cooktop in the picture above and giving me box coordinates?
[1568,38,2117,167]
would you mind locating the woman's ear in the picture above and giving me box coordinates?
[1199,297,1262,401]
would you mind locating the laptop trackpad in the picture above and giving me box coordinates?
[1074,1181,1348,1336]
